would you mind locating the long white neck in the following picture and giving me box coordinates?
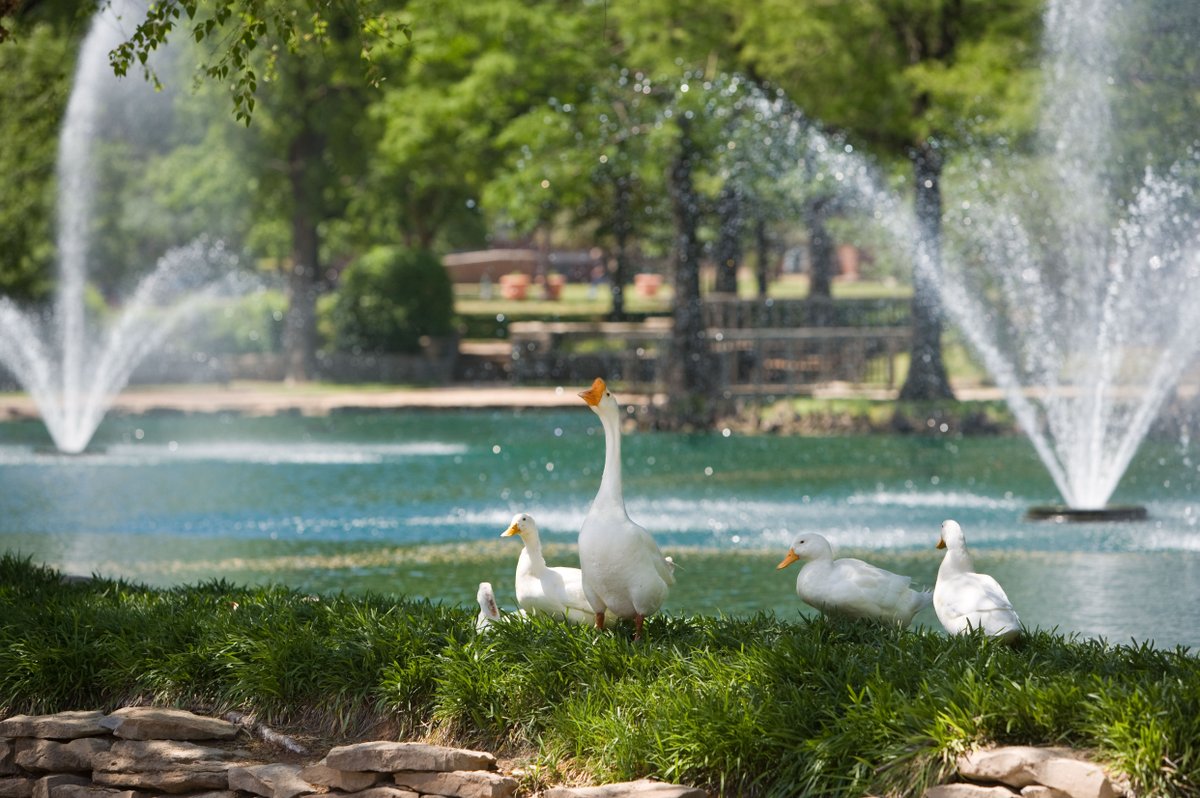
[938,545,975,577]
[519,533,547,573]
[596,406,624,508]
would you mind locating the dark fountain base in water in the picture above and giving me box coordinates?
[34,445,107,456]
[1025,505,1148,522]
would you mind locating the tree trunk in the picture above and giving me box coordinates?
[899,141,955,401]
[754,217,770,298]
[806,196,836,300]
[713,182,741,295]
[666,118,716,427]
[283,126,323,383]
[608,174,631,322]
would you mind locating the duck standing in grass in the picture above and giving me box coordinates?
[502,512,597,624]
[776,532,932,626]
[577,378,674,641]
[934,519,1022,642]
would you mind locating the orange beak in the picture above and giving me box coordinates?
[936,538,946,549]
[502,524,520,538]
[776,549,800,570]
[578,377,606,407]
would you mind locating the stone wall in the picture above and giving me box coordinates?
[1,709,1127,798]
[0,709,703,798]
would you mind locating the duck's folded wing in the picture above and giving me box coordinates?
[942,573,1015,615]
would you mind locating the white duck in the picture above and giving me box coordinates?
[578,377,674,640]
[776,533,931,626]
[934,519,1021,642]
[502,512,597,625]
[475,581,501,634]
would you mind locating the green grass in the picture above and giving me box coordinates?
[3,553,1198,797]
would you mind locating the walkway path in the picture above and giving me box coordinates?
[0,381,664,422]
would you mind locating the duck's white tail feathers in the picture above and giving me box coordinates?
[476,581,501,633]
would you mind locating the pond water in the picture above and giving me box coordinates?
[2,408,1199,648]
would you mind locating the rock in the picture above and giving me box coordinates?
[14,738,112,773]
[0,779,33,798]
[0,714,109,741]
[956,748,1114,798]
[1021,787,1072,798]
[1,741,15,776]
[99,710,238,742]
[926,787,1020,798]
[93,741,244,772]
[541,781,708,798]
[227,764,313,798]
[91,770,231,795]
[301,789,418,798]
[298,761,382,792]
[1032,758,1114,798]
[958,747,1063,789]
[31,775,90,798]
[91,740,247,795]
[325,742,494,774]
[392,770,517,798]
[53,787,148,798]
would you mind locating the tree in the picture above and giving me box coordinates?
[736,0,1042,399]
[0,18,72,301]
[485,68,669,321]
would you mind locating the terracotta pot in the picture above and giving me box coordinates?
[499,273,530,300]
[634,273,662,297]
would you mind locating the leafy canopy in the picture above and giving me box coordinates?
[107,0,412,124]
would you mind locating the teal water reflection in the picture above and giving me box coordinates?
[2,409,1198,647]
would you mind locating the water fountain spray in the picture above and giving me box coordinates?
[0,0,247,453]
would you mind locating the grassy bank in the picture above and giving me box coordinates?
[3,554,1198,797]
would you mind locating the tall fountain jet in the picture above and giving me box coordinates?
[0,0,243,454]
[930,0,1200,515]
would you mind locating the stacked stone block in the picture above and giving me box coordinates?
[0,710,704,798]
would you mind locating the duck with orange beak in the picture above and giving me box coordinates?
[933,519,1021,642]
[776,532,931,626]
[577,377,675,641]
[501,512,597,625]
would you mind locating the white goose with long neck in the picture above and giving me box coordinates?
[578,378,674,641]
[501,512,596,624]
[933,519,1022,642]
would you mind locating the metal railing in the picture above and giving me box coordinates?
[509,309,910,394]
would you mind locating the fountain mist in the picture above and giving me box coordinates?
[931,0,1200,509]
[792,0,1200,510]
[0,0,246,454]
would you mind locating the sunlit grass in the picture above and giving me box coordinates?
[452,277,912,320]
[4,553,1197,797]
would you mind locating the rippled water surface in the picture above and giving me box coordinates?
[2,409,1198,647]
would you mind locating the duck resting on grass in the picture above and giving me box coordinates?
[776,532,932,627]
[502,512,598,625]
[475,581,501,634]
[934,519,1022,643]
[578,377,674,641]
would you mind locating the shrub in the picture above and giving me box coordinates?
[326,247,454,354]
